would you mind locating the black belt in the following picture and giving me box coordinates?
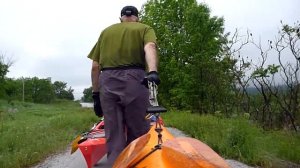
[101,65,145,71]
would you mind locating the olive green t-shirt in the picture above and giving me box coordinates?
[87,22,157,69]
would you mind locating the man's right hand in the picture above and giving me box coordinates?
[92,92,103,117]
[147,71,160,85]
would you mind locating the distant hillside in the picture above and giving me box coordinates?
[246,85,289,95]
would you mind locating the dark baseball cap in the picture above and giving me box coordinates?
[121,6,138,17]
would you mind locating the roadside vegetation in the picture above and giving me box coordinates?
[162,111,300,167]
[0,100,97,168]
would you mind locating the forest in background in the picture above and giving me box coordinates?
[0,66,74,103]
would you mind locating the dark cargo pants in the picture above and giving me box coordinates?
[99,69,150,165]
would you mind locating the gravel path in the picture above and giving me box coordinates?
[32,127,253,168]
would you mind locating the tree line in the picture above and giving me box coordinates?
[0,57,74,104]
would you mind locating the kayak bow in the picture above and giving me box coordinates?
[71,120,106,168]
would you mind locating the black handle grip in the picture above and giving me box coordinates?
[147,106,167,113]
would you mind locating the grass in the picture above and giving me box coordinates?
[162,110,300,167]
[0,99,97,168]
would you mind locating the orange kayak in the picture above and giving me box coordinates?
[113,123,230,168]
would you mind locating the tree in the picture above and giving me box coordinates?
[221,30,253,115]
[0,58,8,80]
[53,81,67,97]
[141,0,231,113]
[227,22,299,130]
[0,53,13,98]
[53,81,74,100]
[275,22,300,130]
[64,87,74,100]
[31,77,55,103]
[81,86,93,102]
[3,78,21,102]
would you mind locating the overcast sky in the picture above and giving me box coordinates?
[1,0,299,100]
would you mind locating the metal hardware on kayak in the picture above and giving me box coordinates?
[128,81,167,167]
[147,81,167,146]
[147,81,167,114]
[148,81,158,106]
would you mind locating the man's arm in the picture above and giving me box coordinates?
[91,61,100,92]
[144,42,158,72]
[90,61,103,117]
[144,42,160,85]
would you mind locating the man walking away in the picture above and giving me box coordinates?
[87,5,160,165]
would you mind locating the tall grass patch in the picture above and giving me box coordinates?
[162,110,300,167]
[0,100,97,168]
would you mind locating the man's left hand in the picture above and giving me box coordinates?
[92,92,103,117]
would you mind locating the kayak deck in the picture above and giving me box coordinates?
[113,124,230,168]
